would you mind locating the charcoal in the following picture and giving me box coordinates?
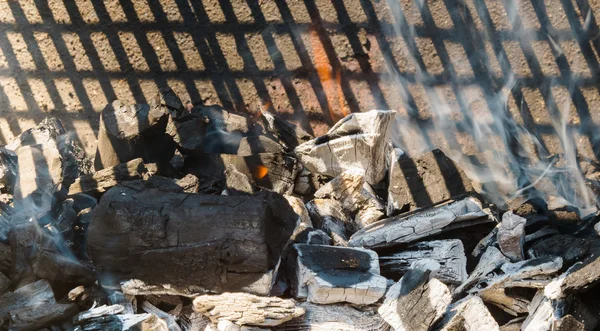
[295,110,395,185]
[294,229,332,246]
[378,270,451,331]
[349,197,494,249]
[0,272,9,295]
[0,279,56,319]
[0,147,17,194]
[193,292,304,327]
[379,239,467,284]
[291,244,387,305]
[0,241,10,275]
[94,100,174,171]
[498,211,526,262]
[8,303,78,331]
[189,153,298,195]
[74,313,168,331]
[87,185,296,294]
[175,174,200,193]
[224,164,256,195]
[293,167,329,197]
[260,111,313,150]
[68,158,154,196]
[306,199,355,240]
[314,171,385,228]
[140,300,181,331]
[237,135,285,156]
[387,148,474,216]
[154,87,185,119]
[527,235,589,267]
[275,302,390,331]
[9,220,95,289]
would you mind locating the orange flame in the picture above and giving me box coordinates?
[254,165,268,180]
[310,29,348,122]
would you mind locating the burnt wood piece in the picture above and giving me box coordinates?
[387,148,474,216]
[0,279,56,319]
[349,197,494,249]
[498,211,526,262]
[9,220,95,289]
[434,296,500,331]
[87,185,296,293]
[295,110,396,185]
[68,158,154,195]
[189,153,298,195]
[314,171,385,228]
[0,147,17,194]
[379,239,467,284]
[8,303,78,331]
[291,244,387,305]
[378,270,451,331]
[193,292,305,327]
[260,111,313,150]
[275,302,390,331]
[94,100,174,171]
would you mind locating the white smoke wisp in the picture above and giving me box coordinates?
[383,0,598,217]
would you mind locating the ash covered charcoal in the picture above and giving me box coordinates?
[434,296,500,330]
[497,211,527,262]
[94,99,175,171]
[295,110,395,185]
[275,302,390,331]
[87,184,296,295]
[313,171,385,228]
[387,148,475,216]
[193,292,305,327]
[290,244,387,305]
[378,269,451,331]
[349,196,495,249]
[379,239,467,284]
[260,111,313,151]
[0,279,56,320]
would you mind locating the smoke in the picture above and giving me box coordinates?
[383,0,598,217]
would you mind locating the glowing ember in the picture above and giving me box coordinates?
[254,165,269,180]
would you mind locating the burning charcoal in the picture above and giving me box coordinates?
[387,148,474,216]
[378,270,451,331]
[464,257,563,315]
[237,135,285,156]
[0,279,56,319]
[349,197,494,249]
[190,153,298,195]
[498,211,526,262]
[141,300,181,331]
[87,185,296,294]
[75,313,168,331]
[291,244,387,305]
[379,239,467,284]
[193,292,305,327]
[314,171,385,228]
[224,164,256,195]
[274,302,390,331]
[94,100,174,171]
[295,110,396,185]
[8,303,78,331]
[434,296,500,331]
[68,158,155,196]
[0,147,17,194]
[9,221,95,289]
[260,111,313,150]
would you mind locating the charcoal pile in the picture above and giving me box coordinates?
[0,88,600,331]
